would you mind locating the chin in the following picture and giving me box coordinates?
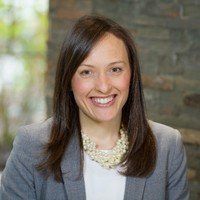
[93,114,119,123]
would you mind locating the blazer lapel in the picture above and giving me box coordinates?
[61,131,86,200]
[124,176,147,200]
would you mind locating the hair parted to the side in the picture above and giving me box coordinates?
[36,14,157,182]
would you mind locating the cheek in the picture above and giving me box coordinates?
[71,76,93,98]
[117,74,131,91]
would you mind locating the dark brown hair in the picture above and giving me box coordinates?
[37,15,157,182]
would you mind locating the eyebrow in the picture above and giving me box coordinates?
[80,61,126,67]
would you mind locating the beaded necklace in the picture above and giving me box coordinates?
[81,127,129,169]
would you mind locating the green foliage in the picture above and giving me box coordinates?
[0,0,48,150]
[0,132,14,149]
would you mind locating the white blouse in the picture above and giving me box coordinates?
[83,150,126,200]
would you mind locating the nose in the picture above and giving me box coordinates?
[95,73,112,94]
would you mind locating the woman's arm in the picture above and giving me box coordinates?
[166,129,190,200]
[0,127,37,200]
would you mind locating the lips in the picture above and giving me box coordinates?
[90,94,117,107]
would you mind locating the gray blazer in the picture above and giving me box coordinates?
[0,118,189,200]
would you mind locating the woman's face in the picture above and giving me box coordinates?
[71,33,131,123]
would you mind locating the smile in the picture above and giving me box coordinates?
[90,94,117,107]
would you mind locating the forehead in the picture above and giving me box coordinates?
[81,33,129,65]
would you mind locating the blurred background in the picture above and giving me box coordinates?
[0,0,48,178]
[0,0,199,199]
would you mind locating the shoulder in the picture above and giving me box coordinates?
[147,120,187,179]
[144,120,189,198]
[0,118,53,199]
[147,119,183,152]
[16,117,53,143]
[13,117,53,162]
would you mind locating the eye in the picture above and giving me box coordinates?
[79,70,93,77]
[111,67,123,73]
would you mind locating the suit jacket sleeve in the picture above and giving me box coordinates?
[166,129,189,200]
[0,127,37,200]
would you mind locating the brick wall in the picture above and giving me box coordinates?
[47,0,200,198]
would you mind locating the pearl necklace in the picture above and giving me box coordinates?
[81,127,129,169]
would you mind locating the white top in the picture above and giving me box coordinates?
[83,150,126,200]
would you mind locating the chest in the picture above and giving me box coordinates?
[34,166,167,200]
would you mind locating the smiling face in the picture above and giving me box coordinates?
[71,33,131,124]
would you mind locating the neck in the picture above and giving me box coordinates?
[79,112,122,150]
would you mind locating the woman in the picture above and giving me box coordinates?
[0,15,189,200]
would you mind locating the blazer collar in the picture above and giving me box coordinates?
[60,131,147,200]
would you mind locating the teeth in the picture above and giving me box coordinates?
[93,96,114,104]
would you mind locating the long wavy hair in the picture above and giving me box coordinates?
[37,15,157,182]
